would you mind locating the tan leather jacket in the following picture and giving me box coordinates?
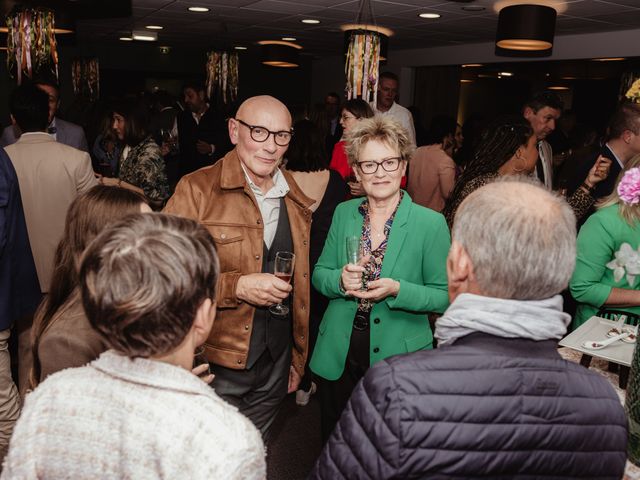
[164,149,313,375]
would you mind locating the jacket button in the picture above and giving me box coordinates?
[220,233,226,239]
[303,273,308,278]
[303,240,308,246]
[257,219,261,224]
[255,255,260,260]
[301,305,306,311]
[373,347,380,353]
[237,359,242,364]
[244,325,249,330]
[300,335,305,340]
[374,318,380,324]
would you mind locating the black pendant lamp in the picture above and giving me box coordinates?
[259,41,301,68]
[495,4,557,57]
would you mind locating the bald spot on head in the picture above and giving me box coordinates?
[236,95,292,128]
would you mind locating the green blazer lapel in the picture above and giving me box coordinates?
[380,192,411,279]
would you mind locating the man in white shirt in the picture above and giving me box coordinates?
[373,72,416,147]
[523,92,563,190]
[164,95,312,439]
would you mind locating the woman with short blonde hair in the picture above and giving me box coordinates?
[311,114,449,441]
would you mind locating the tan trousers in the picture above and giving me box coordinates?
[0,328,21,466]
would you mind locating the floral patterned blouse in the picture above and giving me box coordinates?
[118,136,170,203]
[357,191,404,312]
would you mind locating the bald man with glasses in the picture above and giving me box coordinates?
[164,95,313,438]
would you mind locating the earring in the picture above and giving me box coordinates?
[512,152,526,173]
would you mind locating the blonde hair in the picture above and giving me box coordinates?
[345,114,414,167]
[597,154,640,226]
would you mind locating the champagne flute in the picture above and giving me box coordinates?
[345,236,366,290]
[270,251,295,316]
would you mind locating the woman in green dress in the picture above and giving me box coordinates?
[571,155,640,329]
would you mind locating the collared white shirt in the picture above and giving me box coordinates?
[373,101,416,147]
[606,143,625,169]
[241,165,290,249]
[48,117,57,141]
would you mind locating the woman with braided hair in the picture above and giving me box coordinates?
[443,115,610,227]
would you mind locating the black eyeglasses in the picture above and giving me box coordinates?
[357,157,402,175]
[235,118,293,146]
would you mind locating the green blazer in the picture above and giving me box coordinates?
[570,204,640,329]
[310,192,450,381]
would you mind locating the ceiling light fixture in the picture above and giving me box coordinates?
[188,7,209,12]
[146,25,163,30]
[301,19,320,24]
[548,86,569,90]
[419,13,441,19]
[499,71,513,76]
[341,24,392,61]
[462,63,483,67]
[259,40,302,68]
[234,46,247,50]
[592,57,626,62]
[495,4,556,57]
[460,79,474,83]
[119,36,133,41]
[282,37,297,41]
[132,30,157,41]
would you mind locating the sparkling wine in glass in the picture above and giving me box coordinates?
[270,251,295,316]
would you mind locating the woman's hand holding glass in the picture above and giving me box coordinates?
[341,255,370,294]
[349,278,400,302]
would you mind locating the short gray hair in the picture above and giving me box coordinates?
[452,177,576,300]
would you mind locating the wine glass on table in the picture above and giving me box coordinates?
[270,251,295,316]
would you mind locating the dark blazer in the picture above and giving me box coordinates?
[568,144,619,200]
[0,147,40,330]
[177,108,231,175]
[0,118,88,152]
[310,332,628,479]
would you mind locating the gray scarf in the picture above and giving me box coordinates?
[434,293,570,346]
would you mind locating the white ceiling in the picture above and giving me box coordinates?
[74,0,640,56]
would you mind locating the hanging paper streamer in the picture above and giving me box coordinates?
[71,58,100,100]
[206,51,239,105]
[6,7,59,85]
[345,31,381,107]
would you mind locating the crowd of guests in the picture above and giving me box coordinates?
[0,69,638,479]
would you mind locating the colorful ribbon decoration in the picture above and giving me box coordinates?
[7,8,59,84]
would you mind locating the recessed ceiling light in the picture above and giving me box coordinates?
[132,30,158,41]
[188,7,209,12]
[462,63,483,68]
[499,71,513,77]
[301,19,320,24]
[119,36,133,41]
[419,13,441,19]
[462,6,486,12]
[146,25,163,30]
[234,46,247,50]
[561,76,577,80]
[548,86,570,90]
[282,37,297,41]
[592,57,625,62]
[460,79,474,83]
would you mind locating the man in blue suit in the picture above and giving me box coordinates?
[0,146,40,465]
[0,78,88,152]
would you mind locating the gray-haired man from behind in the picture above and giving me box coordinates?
[310,178,627,479]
